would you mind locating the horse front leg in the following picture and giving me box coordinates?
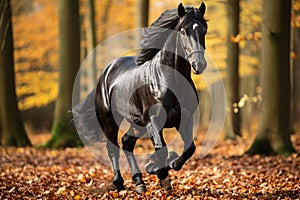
[145,116,172,191]
[170,111,196,171]
[145,120,168,177]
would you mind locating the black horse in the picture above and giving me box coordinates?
[74,2,207,193]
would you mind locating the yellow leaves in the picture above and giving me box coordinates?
[16,71,58,110]
[11,0,265,112]
[13,0,59,111]
[74,194,82,200]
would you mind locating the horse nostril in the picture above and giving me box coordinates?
[192,61,196,68]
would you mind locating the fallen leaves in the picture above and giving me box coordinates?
[1,135,300,199]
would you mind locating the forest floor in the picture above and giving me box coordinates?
[1,133,300,199]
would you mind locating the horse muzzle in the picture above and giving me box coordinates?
[186,50,207,74]
[191,59,207,74]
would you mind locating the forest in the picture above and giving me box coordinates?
[0,0,300,199]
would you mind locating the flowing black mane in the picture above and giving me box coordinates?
[136,8,179,65]
[136,6,207,65]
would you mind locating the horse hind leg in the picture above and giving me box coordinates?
[121,127,147,193]
[104,125,126,191]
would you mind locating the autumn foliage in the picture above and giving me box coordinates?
[11,0,265,111]
[11,0,300,112]
[1,135,299,199]
[1,0,299,198]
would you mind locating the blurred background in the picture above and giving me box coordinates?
[2,0,300,146]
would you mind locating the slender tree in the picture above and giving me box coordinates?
[0,110,2,144]
[46,0,82,147]
[135,0,149,44]
[99,0,113,42]
[86,0,97,91]
[136,0,149,28]
[247,0,295,155]
[292,3,300,131]
[0,0,31,146]
[225,0,241,139]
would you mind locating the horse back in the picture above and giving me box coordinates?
[95,56,141,120]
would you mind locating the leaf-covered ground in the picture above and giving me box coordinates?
[1,135,300,199]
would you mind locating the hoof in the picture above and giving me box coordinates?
[135,183,147,194]
[169,156,184,171]
[160,178,172,191]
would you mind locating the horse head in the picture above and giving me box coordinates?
[177,3,207,74]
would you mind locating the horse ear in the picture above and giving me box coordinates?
[178,3,186,18]
[199,2,206,16]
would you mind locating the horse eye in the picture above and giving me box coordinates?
[180,29,186,35]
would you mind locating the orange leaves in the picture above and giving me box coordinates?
[246,32,261,41]
[1,135,300,199]
[291,51,297,59]
[293,0,300,12]
[230,32,261,44]
[230,34,242,43]
[293,15,300,28]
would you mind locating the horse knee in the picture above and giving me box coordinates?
[121,133,137,152]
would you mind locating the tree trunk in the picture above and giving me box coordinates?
[86,0,97,91]
[46,0,82,148]
[99,0,113,42]
[135,0,149,45]
[225,0,241,139]
[0,0,31,146]
[247,0,295,155]
[98,0,112,72]
[0,108,2,144]
[292,9,300,132]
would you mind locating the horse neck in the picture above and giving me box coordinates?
[159,33,192,80]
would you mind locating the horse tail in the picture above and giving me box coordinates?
[72,88,106,145]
